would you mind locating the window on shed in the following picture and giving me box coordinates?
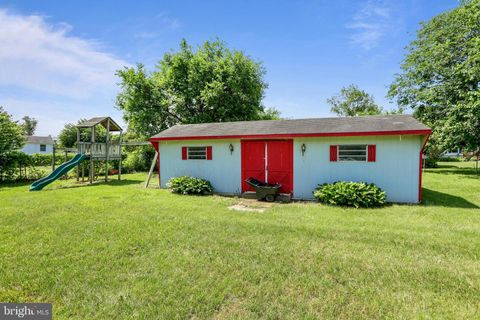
[182,146,212,160]
[338,145,367,161]
[187,146,207,159]
[40,144,47,152]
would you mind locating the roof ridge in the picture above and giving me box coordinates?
[172,114,414,127]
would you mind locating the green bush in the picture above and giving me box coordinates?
[30,153,52,166]
[29,153,76,166]
[438,156,461,162]
[167,176,213,195]
[423,157,438,168]
[0,151,50,182]
[313,181,386,208]
[123,149,150,173]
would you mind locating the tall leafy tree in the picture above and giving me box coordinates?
[0,107,25,155]
[388,0,480,153]
[116,39,277,137]
[21,116,38,136]
[58,119,106,148]
[327,84,383,117]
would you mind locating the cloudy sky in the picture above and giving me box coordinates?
[0,0,457,136]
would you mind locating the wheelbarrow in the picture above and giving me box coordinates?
[245,177,282,202]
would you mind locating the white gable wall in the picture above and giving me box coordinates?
[293,135,422,203]
[158,139,241,194]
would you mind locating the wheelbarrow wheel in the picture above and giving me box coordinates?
[265,194,275,202]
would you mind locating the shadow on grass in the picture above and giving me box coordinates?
[425,167,480,179]
[422,188,479,208]
[0,181,31,189]
[39,178,144,191]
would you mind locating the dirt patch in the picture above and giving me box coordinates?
[228,199,278,213]
[228,204,265,213]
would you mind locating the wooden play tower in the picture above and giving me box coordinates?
[75,117,123,183]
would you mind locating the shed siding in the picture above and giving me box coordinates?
[293,135,422,203]
[158,135,423,203]
[21,143,54,155]
[159,139,241,194]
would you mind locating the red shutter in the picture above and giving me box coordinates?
[368,145,376,162]
[330,145,338,162]
[206,146,212,160]
[182,147,187,160]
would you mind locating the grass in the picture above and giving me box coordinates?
[0,163,479,319]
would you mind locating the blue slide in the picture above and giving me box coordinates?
[30,153,87,191]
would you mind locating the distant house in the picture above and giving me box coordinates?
[150,115,432,203]
[442,149,461,158]
[21,136,54,154]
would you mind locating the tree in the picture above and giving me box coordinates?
[257,107,282,120]
[116,39,278,137]
[21,116,38,136]
[327,85,383,117]
[0,107,25,180]
[0,107,25,155]
[58,119,106,148]
[388,0,480,154]
[58,123,79,148]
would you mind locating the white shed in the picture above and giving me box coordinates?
[21,136,54,155]
[150,115,431,203]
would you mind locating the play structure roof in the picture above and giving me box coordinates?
[76,117,122,131]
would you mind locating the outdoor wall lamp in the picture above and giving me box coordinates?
[301,143,306,156]
[229,144,234,154]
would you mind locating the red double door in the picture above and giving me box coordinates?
[241,140,293,194]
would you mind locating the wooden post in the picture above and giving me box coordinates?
[145,151,158,188]
[52,146,56,171]
[90,126,95,184]
[63,149,68,180]
[105,118,110,182]
[76,128,80,181]
[157,142,161,187]
[118,130,123,181]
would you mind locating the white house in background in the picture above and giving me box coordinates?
[21,136,54,154]
[150,115,432,203]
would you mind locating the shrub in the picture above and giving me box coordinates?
[30,153,52,166]
[313,181,386,208]
[167,176,213,195]
[123,149,149,173]
[0,151,52,182]
[438,156,461,162]
[423,157,438,168]
[29,153,76,167]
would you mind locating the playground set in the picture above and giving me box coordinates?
[30,117,124,191]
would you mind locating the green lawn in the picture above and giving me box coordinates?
[0,163,479,319]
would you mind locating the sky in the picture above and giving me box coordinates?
[0,0,458,136]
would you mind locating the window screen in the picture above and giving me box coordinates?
[40,144,47,152]
[187,146,207,160]
[338,145,367,161]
